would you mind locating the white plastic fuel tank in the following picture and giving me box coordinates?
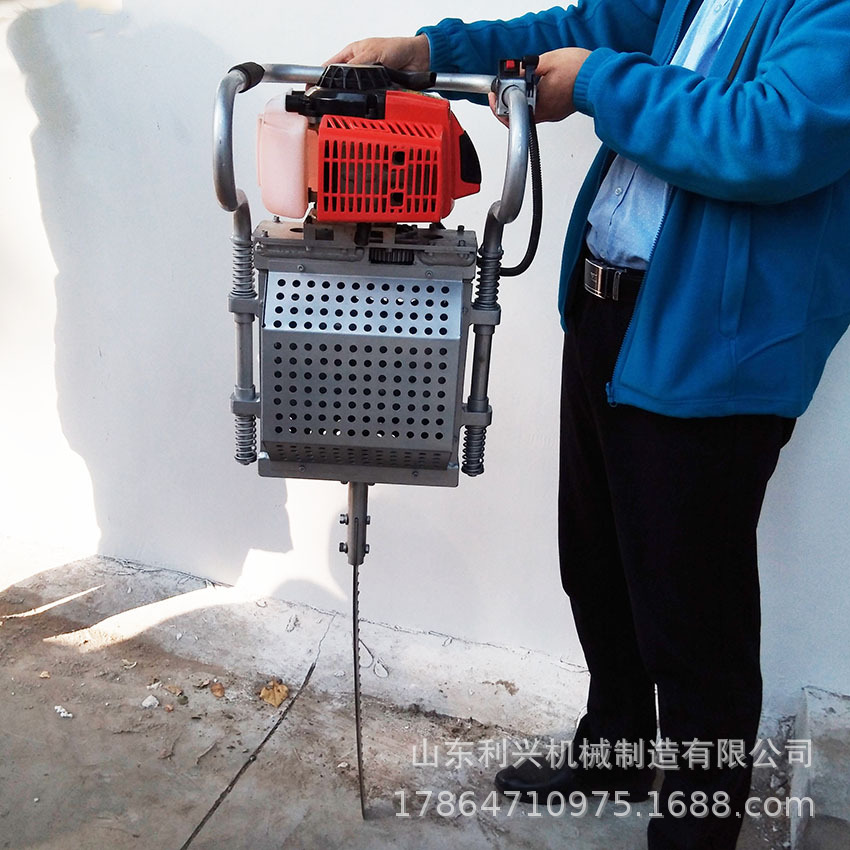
[257,93,309,219]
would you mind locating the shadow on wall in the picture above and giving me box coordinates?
[7,2,304,588]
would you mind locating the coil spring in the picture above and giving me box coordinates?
[231,236,256,298]
[474,250,502,311]
[461,425,487,477]
[234,414,257,465]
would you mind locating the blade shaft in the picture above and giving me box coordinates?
[353,560,367,818]
[345,481,370,818]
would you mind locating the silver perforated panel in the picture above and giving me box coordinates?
[259,271,468,483]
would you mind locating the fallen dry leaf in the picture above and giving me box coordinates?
[259,679,289,708]
[39,671,50,679]
[164,704,174,713]
[164,685,183,696]
[194,679,210,690]
[121,659,137,670]
[210,682,225,699]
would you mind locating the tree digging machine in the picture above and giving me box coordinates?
[213,57,541,815]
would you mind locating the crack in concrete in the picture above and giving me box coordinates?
[79,558,581,676]
[315,612,336,657]
[177,621,332,849]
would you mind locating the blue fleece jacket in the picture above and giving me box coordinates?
[420,0,850,417]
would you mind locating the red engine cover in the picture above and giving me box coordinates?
[314,90,480,223]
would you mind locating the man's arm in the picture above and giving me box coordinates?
[420,1,663,76]
[327,1,664,76]
[573,0,850,204]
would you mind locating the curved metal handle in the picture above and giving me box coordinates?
[213,69,250,212]
[491,84,530,225]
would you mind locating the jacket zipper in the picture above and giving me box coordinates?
[605,0,693,407]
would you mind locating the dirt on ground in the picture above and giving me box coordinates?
[0,582,791,850]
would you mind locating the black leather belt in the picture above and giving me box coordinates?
[584,256,644,301]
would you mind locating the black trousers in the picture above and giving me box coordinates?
[559,281,795,849]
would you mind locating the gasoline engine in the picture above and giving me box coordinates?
[214,57,540,815]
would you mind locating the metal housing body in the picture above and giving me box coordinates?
[253,221,478,486]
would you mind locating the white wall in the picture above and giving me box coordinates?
[2,0,848,720]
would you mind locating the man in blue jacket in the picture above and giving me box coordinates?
[330,1,850,847]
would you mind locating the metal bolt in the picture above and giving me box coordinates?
[366,516,371,526]
[425,271,433,278]
[364,544,370,554]
[458,240,466,247]
[262,230,269,238]
[339,542,348,553]
[298,465,306,472]
[297,264,305,272]
[273,215,281,222]
[412,470,419,478]
[340,514,349,525]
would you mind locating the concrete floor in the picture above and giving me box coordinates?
[0,547,792,849]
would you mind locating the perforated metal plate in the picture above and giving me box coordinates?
[259,269,469,485]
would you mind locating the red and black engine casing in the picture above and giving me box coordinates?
[286,64,481,223]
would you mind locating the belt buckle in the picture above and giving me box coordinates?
[584,258,622,301]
